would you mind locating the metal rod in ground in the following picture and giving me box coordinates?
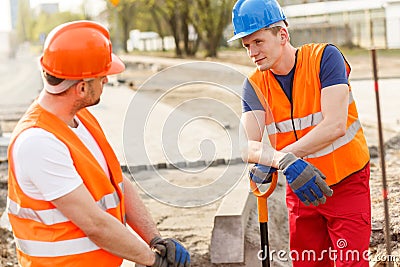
[260,222,270,267]
[370,48,392,265]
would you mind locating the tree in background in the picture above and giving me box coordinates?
[145,0,232,57]
[31,12,85,45]
[107,0,233,58]
[191,0,233,57]
[15,0,32,43]
[14,1,86,54]
[18,0,333,58]
[106,0,137,53]
[137,0,171,52]
[141,0,187,57]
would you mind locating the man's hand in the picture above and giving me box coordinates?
[249,164,277,184]
[278,153,333,206]
[148,251,168,267]
[150,236,190,267]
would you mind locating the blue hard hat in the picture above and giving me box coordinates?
[228,0,286,42]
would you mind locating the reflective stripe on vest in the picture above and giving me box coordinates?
[266,112,323,135]
[266,91,355,135]
[15,237,99,257]
[7,182,123,225]
[305,119,361,159]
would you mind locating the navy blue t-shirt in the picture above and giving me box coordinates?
[242,45,349,112]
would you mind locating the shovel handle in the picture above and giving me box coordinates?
[250,172,278,198]
[250,172,278,223]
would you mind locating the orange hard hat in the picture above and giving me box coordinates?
[40,20,125,79]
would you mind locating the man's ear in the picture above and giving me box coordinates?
[280,28,289,43]
[74,81,86,97]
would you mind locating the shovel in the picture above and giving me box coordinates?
[250,172,278,267]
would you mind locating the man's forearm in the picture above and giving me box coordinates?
[242,140,286,168]
[86,212,156,265]
[280,118,346,158]
[51,184,156,266]
[282,84,348,158]
[123,176,160,244]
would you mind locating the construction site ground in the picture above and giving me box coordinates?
[1,48,400,267]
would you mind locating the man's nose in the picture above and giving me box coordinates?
[248,45,259,58]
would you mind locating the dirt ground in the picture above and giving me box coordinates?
[1,49,400,266]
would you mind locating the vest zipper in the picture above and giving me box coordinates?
[289,50,299,141]
[290,99,299,141]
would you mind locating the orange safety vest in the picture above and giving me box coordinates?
[248,43,370,185]
[7,101,125,267]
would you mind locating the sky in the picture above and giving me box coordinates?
[0,0,12,31]
[0,0,107,32]
[29,0,106,14]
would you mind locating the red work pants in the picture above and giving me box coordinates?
[286,163,371,267]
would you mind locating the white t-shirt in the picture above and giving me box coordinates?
[12,117,110,201]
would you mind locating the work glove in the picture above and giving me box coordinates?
[249,164,277,184]
[278,153,333,206]
[150,236,191,267]
[148,251,169,267]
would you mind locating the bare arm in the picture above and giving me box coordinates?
[52,184,156,266]
[123,175,160,244]
[281,84,349,157]
[240,110,286,168]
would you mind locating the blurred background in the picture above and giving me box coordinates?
[1,1,400,266]
[1,0,400,59]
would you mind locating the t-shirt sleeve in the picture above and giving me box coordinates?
[320,45,349,89]
[12,128,83,201]
[242,78,265,113]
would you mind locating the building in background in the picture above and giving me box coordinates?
[10,0,19,30]
[127,30,176,52]
[284,0,400,49]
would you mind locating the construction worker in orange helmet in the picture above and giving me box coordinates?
[7,20,190,267]
[232,0,371,266]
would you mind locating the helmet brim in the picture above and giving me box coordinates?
[227,29,258,42]
[106,53,126,76]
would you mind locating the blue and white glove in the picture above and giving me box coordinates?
[150,236,190,267]
[278,153,333,206]
[249,164,277,184]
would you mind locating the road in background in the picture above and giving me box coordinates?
[0,54,42,110]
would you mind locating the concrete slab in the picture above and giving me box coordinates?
[0,211,11,231]
[210,175,256,264]
[0,134,10,161]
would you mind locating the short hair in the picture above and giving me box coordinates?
[266,26,283,35]
[266,22,290,41]
[42,71,64,86]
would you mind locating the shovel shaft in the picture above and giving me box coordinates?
[257,197,268,223]
[260,222,270,267]
[251,172,278,267]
